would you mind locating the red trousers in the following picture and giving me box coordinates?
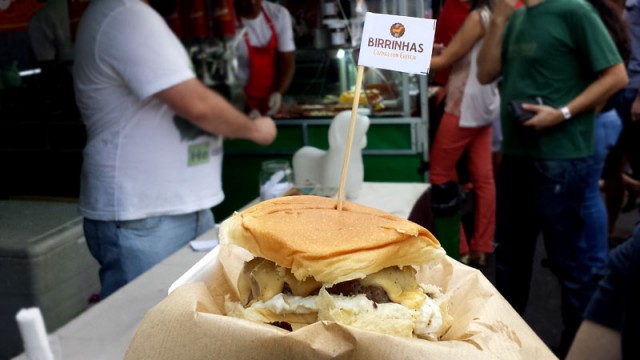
[429,112,496,254]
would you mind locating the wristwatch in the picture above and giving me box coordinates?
[560,106,572,120]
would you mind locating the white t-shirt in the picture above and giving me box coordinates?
[446,7,500,128]
[459,8,499,128]
[233,1,295,86]
[459,8,500,128]
[73,0,224,221]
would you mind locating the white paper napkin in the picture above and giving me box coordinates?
[189,239,219,252]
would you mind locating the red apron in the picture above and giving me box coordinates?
[241,7,278,114]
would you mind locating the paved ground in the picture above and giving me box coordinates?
[476,200,639,354]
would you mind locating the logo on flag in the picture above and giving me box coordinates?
[390,23,405,38]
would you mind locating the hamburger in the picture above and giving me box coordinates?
[220,195,452,340]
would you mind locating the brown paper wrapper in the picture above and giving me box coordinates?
[125,245,557,360]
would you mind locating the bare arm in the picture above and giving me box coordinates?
[274,51,295,94]
[521,63,628,130]
[430,11,485,71]
[562,63,629,117]
[155,78,277,145]
[566,320,621,360]
[476,0,519,84]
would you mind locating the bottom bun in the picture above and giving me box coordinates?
[225,298,318,330]
[225,286,451,340]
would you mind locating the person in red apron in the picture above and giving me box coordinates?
[234,0,296,116]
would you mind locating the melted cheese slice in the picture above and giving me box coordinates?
[238,258,425,310]
[359,266,426,310]
[231,259,449,340]
[238,258,322,305]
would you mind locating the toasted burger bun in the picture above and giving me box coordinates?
[220,195,451,340]
[219,195,445,284]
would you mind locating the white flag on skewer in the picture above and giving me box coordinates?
[358,12,436,75]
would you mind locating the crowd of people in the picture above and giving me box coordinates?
[429,0,639,358]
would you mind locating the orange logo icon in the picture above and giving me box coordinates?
[390,23,405,38]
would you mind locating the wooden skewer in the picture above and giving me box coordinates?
[337,64,365,211]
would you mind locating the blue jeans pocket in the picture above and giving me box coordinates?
[116,216,161,231]
[534,158,591,200]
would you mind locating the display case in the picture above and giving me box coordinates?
[279,48,423,120]
[227,47,434,155]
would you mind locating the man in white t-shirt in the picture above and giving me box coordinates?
[233,0,296,116]
[73,0,277,299]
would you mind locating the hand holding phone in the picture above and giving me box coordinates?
[510,97,543,123]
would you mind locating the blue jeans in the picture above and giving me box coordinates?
[580,109,622,270]
[84,209,214,299]
[495,155,594,347]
